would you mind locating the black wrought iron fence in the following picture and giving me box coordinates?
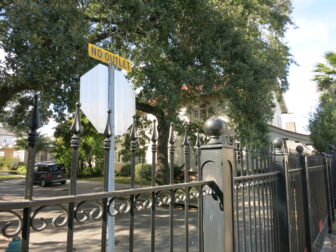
[233,147,280,252]
[0,99,335,252]
[0,97,213,252]
[230,140,335,252]
[306,155,330,251]
[286,152,308,252]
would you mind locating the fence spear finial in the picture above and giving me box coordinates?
[70,103,81,134]
[183,127,189,146]
[168,123,175,145]
[130,115,137,140]
[151,119,158,142]
[104,110,112,138]
[195,130,201,148]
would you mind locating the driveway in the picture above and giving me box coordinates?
[0,179,199,251]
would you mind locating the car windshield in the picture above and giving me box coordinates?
[49,164,65,172]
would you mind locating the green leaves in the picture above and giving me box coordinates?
[313,52,336,91]
[0,0,92,129]
[0,0,292,147]
[310,51,336,152]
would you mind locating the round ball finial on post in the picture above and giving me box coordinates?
[204,116,225,145]
[296,145,304,155]
[272,138,283,154]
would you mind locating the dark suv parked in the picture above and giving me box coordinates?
[33,162,67,187]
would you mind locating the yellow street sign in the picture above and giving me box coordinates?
[88,43,132,72]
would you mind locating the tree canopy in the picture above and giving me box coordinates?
[0,0,91,132]
[309,51,336,152]
[0,0,293,182]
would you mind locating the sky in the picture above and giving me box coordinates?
[284,0,336,134]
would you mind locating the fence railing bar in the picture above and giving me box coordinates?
[67,102,81,252]
[235,183,240,252]
[270,180,276,252]
[327,159,335,221]
[242,182,246,252]
[266,181,271,252]
[129,117,137,252]
[288,168,303,174]
[288,177,293,251]
[253,178,257,252]
[233,171,280,181]
[168,123,175,252]
[183,127,190,252]
[258,178,262,252]
[292,177,298,250]
[21,207,31,252]
[150,120,158,252]
[101,110,112,252]
[307,165,324,171]
[261,177,266,252]
[248,180,252,252]
[195,130,203,252]
[323,156,332,233]
[21,95,41,252]
[0,181,213,211]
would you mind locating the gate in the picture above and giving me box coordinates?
[232,147,280,252]
[0,98,335,252]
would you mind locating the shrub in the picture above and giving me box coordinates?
[0,157,20,170]
[135,163,152,181]
[17,164,27,175]
[119,164,131,177]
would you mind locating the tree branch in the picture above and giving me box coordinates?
[136,101,164,119]
[0,84,35,111]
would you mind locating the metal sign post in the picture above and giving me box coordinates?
[108,65,115,252]
[82,44,135,251]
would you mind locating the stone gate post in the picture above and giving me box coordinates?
[200,117,234,252]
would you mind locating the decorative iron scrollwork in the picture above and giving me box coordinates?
[0,210,23,238]
[108,197,131,216]
[156,191,171,206]
[135,194,153,211]
[75,201,103,223]
[189,187,200,200]
[31,205,68,231]
[175,189,187,203]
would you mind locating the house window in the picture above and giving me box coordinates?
[0,151,4,157]
[193,103,212,121]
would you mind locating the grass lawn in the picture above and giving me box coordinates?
[0,175,23,181]
[79,176,151,185]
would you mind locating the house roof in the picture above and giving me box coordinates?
[268,124,311,144]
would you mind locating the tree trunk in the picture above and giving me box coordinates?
[136,101,170,185]
[156,117,170,185]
